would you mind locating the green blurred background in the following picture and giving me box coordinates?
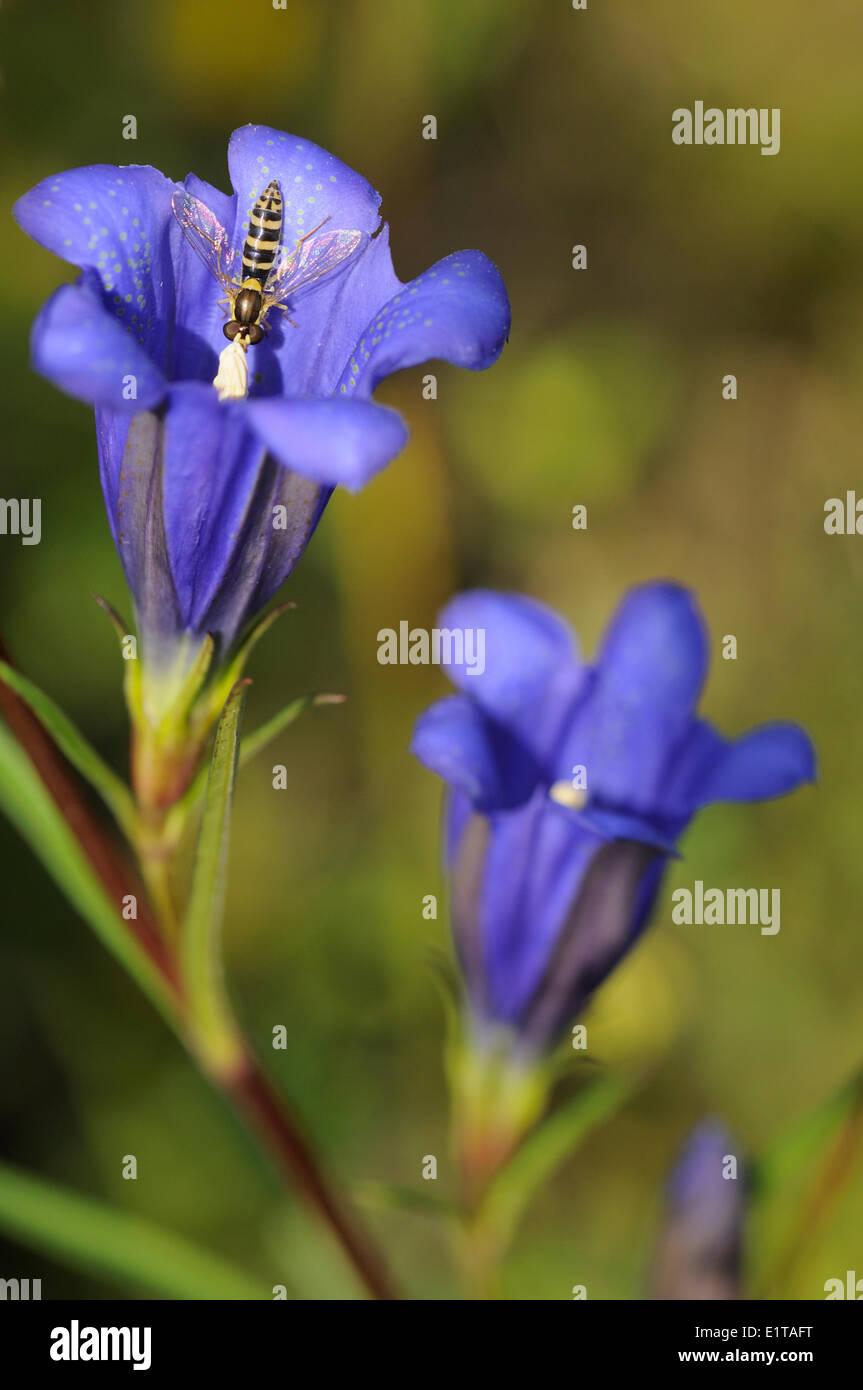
[0,0,861,1299]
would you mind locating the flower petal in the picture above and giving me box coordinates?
[245,396,408,490]
[561,583,709,815]
[14,164,176,369]
[433,590,583,766]
[338,249,511,399]
[517,838,662,1051]
[201,461,327,653]
[161,384,269,633]
[410,694,540,812]
[596,581,709,712]
[31,279,166,409]
[570,803,679,855]
[693,721,817,807]
[96,407,182,666]
[227,125,382,245]
[477,795,603,1024]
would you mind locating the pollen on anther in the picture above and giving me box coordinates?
[549,781,588,811]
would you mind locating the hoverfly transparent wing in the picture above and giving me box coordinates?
[262,227,369,309]
[171,188,239,292]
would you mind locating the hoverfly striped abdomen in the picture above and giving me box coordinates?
[241,179,283,288]
[172,174,366,365]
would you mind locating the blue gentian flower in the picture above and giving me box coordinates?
[13,125,510,671]
[652,1120,745,1300]
[411,583,815,1055]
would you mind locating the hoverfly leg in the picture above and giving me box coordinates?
[293,215,332,249]
[271,302,298,328]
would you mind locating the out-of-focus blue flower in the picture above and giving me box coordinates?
[411,583,815,1054]
[13,126,510,669]
[652,1120,745,1300]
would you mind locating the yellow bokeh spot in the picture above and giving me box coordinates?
[151,0,317,107]
[582,936,694,1069]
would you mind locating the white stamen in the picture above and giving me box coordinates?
[213,339,249,401]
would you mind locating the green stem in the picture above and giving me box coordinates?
[178,679,248,1079]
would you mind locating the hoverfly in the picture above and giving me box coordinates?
[171,178,368,350]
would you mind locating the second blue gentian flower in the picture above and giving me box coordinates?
[412,582,816,1059]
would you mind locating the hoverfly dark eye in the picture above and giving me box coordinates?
[223,321,243,341]
[246,324,264,345]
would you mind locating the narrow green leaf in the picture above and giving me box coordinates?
[751,1070,863,1295]
[355,1181,456,1218]
[475,1071,637,1248]
[0,1160,268,1300]
[754,1070,863,1196]
[239,692,346,767]
[0,661,137,839]
[0,719,176,1024]
[169,691,345,834]
[180,680,249,1077]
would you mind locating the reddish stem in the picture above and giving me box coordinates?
[0,640,397,1301]
[0,639,180,992]
[224,1058,396,1300]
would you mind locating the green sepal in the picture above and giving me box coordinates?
[93,593,143,724]
[472,1069,638,1252]
[203,603,295,724]
[173,632,216,724]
